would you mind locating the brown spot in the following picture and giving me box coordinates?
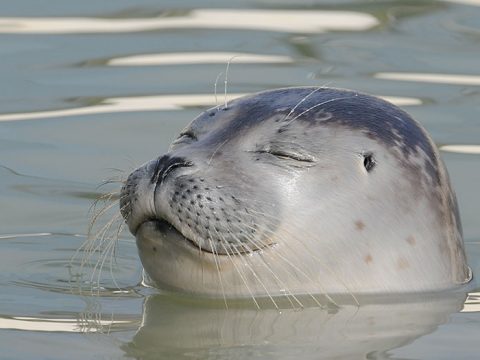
[355,220,365,231]
[397,257,409,270]
[364,254,373,264]
[406,235,416,246]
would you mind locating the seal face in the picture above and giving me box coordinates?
[120,87,471,298]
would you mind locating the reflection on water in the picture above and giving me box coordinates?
[0,9,378,34]
[122,292,466,359]
[463,292,480,312]
[375,72,480,85]
[447,0,480,5]
[0,315,134,332]
[441,145,480,154]
[108,52,293,66]
[0,93,246,121]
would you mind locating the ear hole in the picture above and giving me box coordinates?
[363,153,375,172]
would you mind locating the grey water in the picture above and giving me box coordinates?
[1,0,480,359]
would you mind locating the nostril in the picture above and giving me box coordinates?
[150,155,193,185]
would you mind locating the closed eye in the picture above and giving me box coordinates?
[256,149,315,163]
[175,130,197,143]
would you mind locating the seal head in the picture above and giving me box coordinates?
[120,87,471,297]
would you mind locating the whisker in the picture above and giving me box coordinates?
[207,139,228,166]
[287,96,351,125]
[242,207,359,305]
[216,229,279,310]
[221,211,306,307]
[218,241,260,310]
[214,72,223,108]
[88,190,119,215]
[207,235,228,310]
[96,228,123,291]
[283,86,323,121]
[71,181,127,295]
[223,55,241,109]
[231,243,280,309]
[88,199,122,236]
[241,239,303,309]
[228,208,339,307]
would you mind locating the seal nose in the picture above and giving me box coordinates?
[150,155,193,185]
[120,155,193,233]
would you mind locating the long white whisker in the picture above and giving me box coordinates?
[207,235,228,310]
[242,207,358,305]
[287,96,351,125]
[224,212,308,308]
[88,199,121,236]
[91,213,123,292]
[214,72,223,108]
[218,230,279,310]
[228,209,339,307]
[208,139,228,166]
[218,241,260,310]
[223,55,241,109]
[283,86,323,121]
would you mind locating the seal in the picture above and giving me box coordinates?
[120,87,471,299]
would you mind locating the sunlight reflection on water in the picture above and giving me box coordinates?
[0,9,378,34]
[376,72,480,85]
[440,145,480,154]
[108,52,294,66]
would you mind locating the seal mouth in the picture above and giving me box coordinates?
[151,218,207,253]
[137,218,273,256]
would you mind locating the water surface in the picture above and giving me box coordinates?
[1,1,479,359]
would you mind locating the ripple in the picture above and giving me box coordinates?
[375,72,480,86]
[440,145,480,154]
[108,52,293,66]
[445,13,480,36]
[0,93,421,122]
[0,9,378,34]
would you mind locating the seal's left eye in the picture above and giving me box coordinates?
[177,131,197,142]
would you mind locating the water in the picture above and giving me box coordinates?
[1,1,480,359]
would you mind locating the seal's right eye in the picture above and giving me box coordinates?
[363,153,376,172]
